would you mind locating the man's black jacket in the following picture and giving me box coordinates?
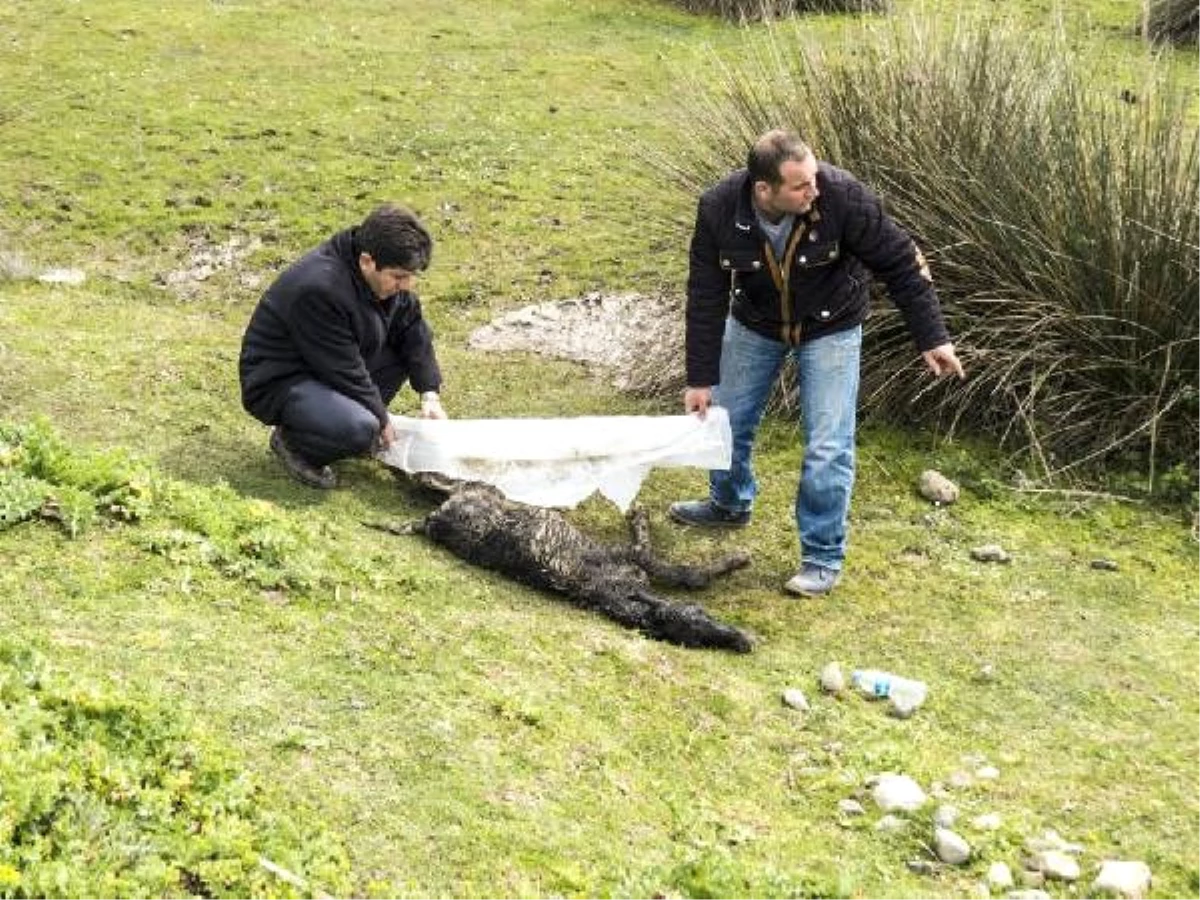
[239,228,441,426]
[685,163,949,387]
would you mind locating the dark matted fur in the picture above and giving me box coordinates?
[372,480,754,653]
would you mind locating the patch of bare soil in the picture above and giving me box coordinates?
[468,291,683,391]
[156,233,264,299]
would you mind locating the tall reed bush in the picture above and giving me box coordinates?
[638,12,1197,488]
[670,0,886,20]
[1143,0,1199,44]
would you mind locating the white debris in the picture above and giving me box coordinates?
[987,861,1015,890]
[838,798,865,816]
[38,267,86,285]
[972,812,1003,830]
[1091,860,1152,898]
[819,661,846,693]
[933,804,959,828]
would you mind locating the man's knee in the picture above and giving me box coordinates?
[343,414,382,456]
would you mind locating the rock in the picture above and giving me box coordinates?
[1091,860,1152,898]
[838,798,865,816]
[782,688,810,711]
[871,773,928,812]
[948,770,974,789]
[906,859,936,875]
[1090,558,1120,571]
[975,764,1000,780]
[971,544,1011,563]
[819,661,845,694]
[987,861,1015,890]
[1027,850,1080,882]
[37,267,86,285]
[918,469,960,505]
[1006,891,1051,900]
[875,813,908,832]
[1017,868,1046,888]
[972,812,1003,830]
[934,827,971,865]
[933,804,958,828]
[1024,829,1085,855]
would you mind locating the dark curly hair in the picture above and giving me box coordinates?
[356,204,433,271]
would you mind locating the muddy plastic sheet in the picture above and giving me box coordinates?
[375,409,732,511]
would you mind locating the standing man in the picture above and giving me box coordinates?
[669,129,964,596]
[239,203,446,489]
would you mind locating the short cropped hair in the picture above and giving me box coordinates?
[357,204,433,271]
[747,129,813,187]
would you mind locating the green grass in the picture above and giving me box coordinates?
[1,0,1197,897]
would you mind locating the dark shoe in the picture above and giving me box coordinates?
[668,499,750,529]
[270,428,337,490]
[784,563,840,597]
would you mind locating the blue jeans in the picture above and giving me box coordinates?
[709,317,861,571]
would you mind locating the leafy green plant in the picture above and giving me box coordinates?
[0,642,350,899]
[639,10,1198,490]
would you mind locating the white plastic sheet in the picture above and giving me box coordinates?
[375,408,732,511]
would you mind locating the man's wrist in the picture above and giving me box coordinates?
[419,390,440,403]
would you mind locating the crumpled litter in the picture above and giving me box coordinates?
[375,408,732,511]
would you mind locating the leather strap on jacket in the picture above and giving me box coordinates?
[763,220,809,346]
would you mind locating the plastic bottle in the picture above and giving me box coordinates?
[851,669,928,709]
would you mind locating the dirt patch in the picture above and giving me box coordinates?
[468,291,683,391]
[156,233,264,299]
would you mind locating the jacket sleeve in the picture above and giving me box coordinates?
[685,194,732,388]
[288,288,389,424]
[388,294,442,394]
[840,180,949,352]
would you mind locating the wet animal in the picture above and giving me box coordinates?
[369,479,754,653]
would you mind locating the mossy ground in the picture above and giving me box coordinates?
[1,0,1195,897]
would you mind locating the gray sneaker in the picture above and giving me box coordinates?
[784,563,840,597]
[270,428,337,490]
[668,499,751,529]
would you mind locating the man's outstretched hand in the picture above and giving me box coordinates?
[922,343,965,380]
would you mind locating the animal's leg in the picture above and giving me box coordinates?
[362,518,428,536]
[625,504,751,589]
[629,587,753,653]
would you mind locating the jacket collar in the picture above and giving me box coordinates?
[732,168,823,234]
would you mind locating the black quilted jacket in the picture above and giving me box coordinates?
[685,163,949,387]
[239,228,441,427]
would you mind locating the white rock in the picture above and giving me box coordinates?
[871,773,928,812]
[934,827,971,865]
[976,764,1001,780]
[948,770,974,789]
[987,861,1015,890]
[838,798,865,816]
[970,544,1011,563]
[933,804,959,828]
[1024,829,1084,855]
[1092,860,1151,898]
[1027,850,1080,882]
[1006,891,1051,900]
[875,813,908,832]
[918,469,960,504]
[819,661,845,693]
[38,267,86,285]
[782,688,810,710]
[972,812,1003,830]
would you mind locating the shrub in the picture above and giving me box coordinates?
[637,12,1198,490]
[669,0,886,21]
[1142,0,1199,44]
[0,643,351,898]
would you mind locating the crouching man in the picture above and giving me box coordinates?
[239,203,447,489]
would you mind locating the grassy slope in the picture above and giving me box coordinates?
[1,0,1196,897]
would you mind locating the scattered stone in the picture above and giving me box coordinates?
[838,798,865,816]
[1006,891,1051,900]
[928,781,952,800]
[782,688,810,711]
[1090,558,1120,571]
[972,812,1003,830]
[948,770,974,789]
[971,544,1011,563]
[934,827,971,865]
[975,764,1000,780]
[1024,829,1085,855]
[819,661,846,694]
[1027,850,1080,882]
[918,469,960,505]
[1017,868,1046,888]
[37,267,86,285]
[871,773,928,812]
[1091,860,1152,898]
[875,813,908,832]
[906,859,936,875]
[933,804,959,828]
[987,861,1015,890]
[975,662,997,682]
